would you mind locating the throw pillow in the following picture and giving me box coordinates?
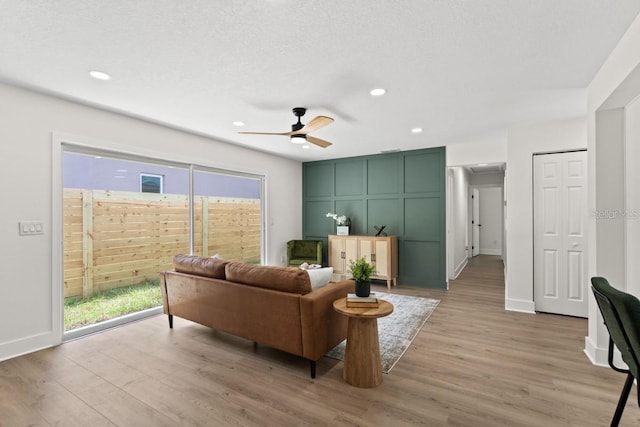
[307,267,333,290]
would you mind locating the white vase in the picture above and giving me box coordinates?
[336,226,349,235]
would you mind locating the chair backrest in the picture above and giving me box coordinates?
[288,240,322,258]
[591,277,640,379]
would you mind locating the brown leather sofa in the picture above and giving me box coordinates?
[160,254,352,378]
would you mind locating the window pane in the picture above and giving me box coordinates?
[140,174,163,193]
[63,152,189,331]
[193,169,262,264]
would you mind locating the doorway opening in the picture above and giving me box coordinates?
[447,163,505,281]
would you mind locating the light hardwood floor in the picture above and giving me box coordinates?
[1,255,639,426]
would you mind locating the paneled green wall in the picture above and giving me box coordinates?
[303,147,446,289]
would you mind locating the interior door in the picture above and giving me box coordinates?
[472,188,480,256]
[533,151,587,317]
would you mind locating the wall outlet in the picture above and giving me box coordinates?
[19,221,44,236]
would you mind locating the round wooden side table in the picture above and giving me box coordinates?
[333,297,394,388]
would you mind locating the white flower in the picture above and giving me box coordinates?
[326,212,348,226]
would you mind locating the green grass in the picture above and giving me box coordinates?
[64,279,163,330]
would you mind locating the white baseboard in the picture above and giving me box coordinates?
[584,336,609,367]
[453,257,468,280]
[1,307,163,362]
[0,331,59,363]
[505,298,536,314]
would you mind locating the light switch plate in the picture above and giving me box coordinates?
[19,221,44,236]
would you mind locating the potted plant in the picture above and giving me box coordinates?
[348,257,375,297]
[326,212,351,235]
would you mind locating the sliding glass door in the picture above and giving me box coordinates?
[62,146,264,338]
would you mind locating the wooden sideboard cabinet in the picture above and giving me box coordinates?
[328,235,398,289]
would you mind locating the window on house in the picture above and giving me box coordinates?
[140,173,163,193]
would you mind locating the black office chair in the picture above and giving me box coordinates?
[591,277,640,426]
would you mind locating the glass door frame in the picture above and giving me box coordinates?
[53,133,266,342]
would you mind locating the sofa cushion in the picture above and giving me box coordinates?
[306,267,333,290]
[225,262,312,295]
[173,254,228,279]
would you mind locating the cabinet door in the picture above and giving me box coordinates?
[344,237,359,270]
[329,236,359,275]
[358,237,374,264]
[373,238,389,277]
[329,236,346,274]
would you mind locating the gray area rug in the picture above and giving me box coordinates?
[326,292,439,373]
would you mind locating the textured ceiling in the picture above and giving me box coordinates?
[1,1,639,161]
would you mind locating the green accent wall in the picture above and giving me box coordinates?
[303,147,446,289]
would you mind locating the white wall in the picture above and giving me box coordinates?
[448,167,470,279]
[0,83,303,361]
[505,117,587,313]
[626,97,640,297]
[446,135,507,166]
[585,12,640,366]
[478,187,503,256]
[469,172,504,186]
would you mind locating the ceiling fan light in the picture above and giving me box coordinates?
[291,135,306,144]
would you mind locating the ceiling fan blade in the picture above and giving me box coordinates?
[306,135,332,148]
[299,116,334,134]
[238,131,293,136]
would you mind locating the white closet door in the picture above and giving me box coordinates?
[534,151,588,317]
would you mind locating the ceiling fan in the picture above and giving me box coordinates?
[239,107,333,148]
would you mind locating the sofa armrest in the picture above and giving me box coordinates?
[299,280,353,361]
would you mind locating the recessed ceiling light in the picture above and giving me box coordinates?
[232,121,245,127]
[302,144,311,150]
[89,70,111,81]
[411,127,423,134]
[477,163,489,166]
[370,88,386,96]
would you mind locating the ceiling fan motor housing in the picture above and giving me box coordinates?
[292,107,307,117]
[291,107,306,131]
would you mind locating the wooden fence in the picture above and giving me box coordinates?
[63,189,261,298]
